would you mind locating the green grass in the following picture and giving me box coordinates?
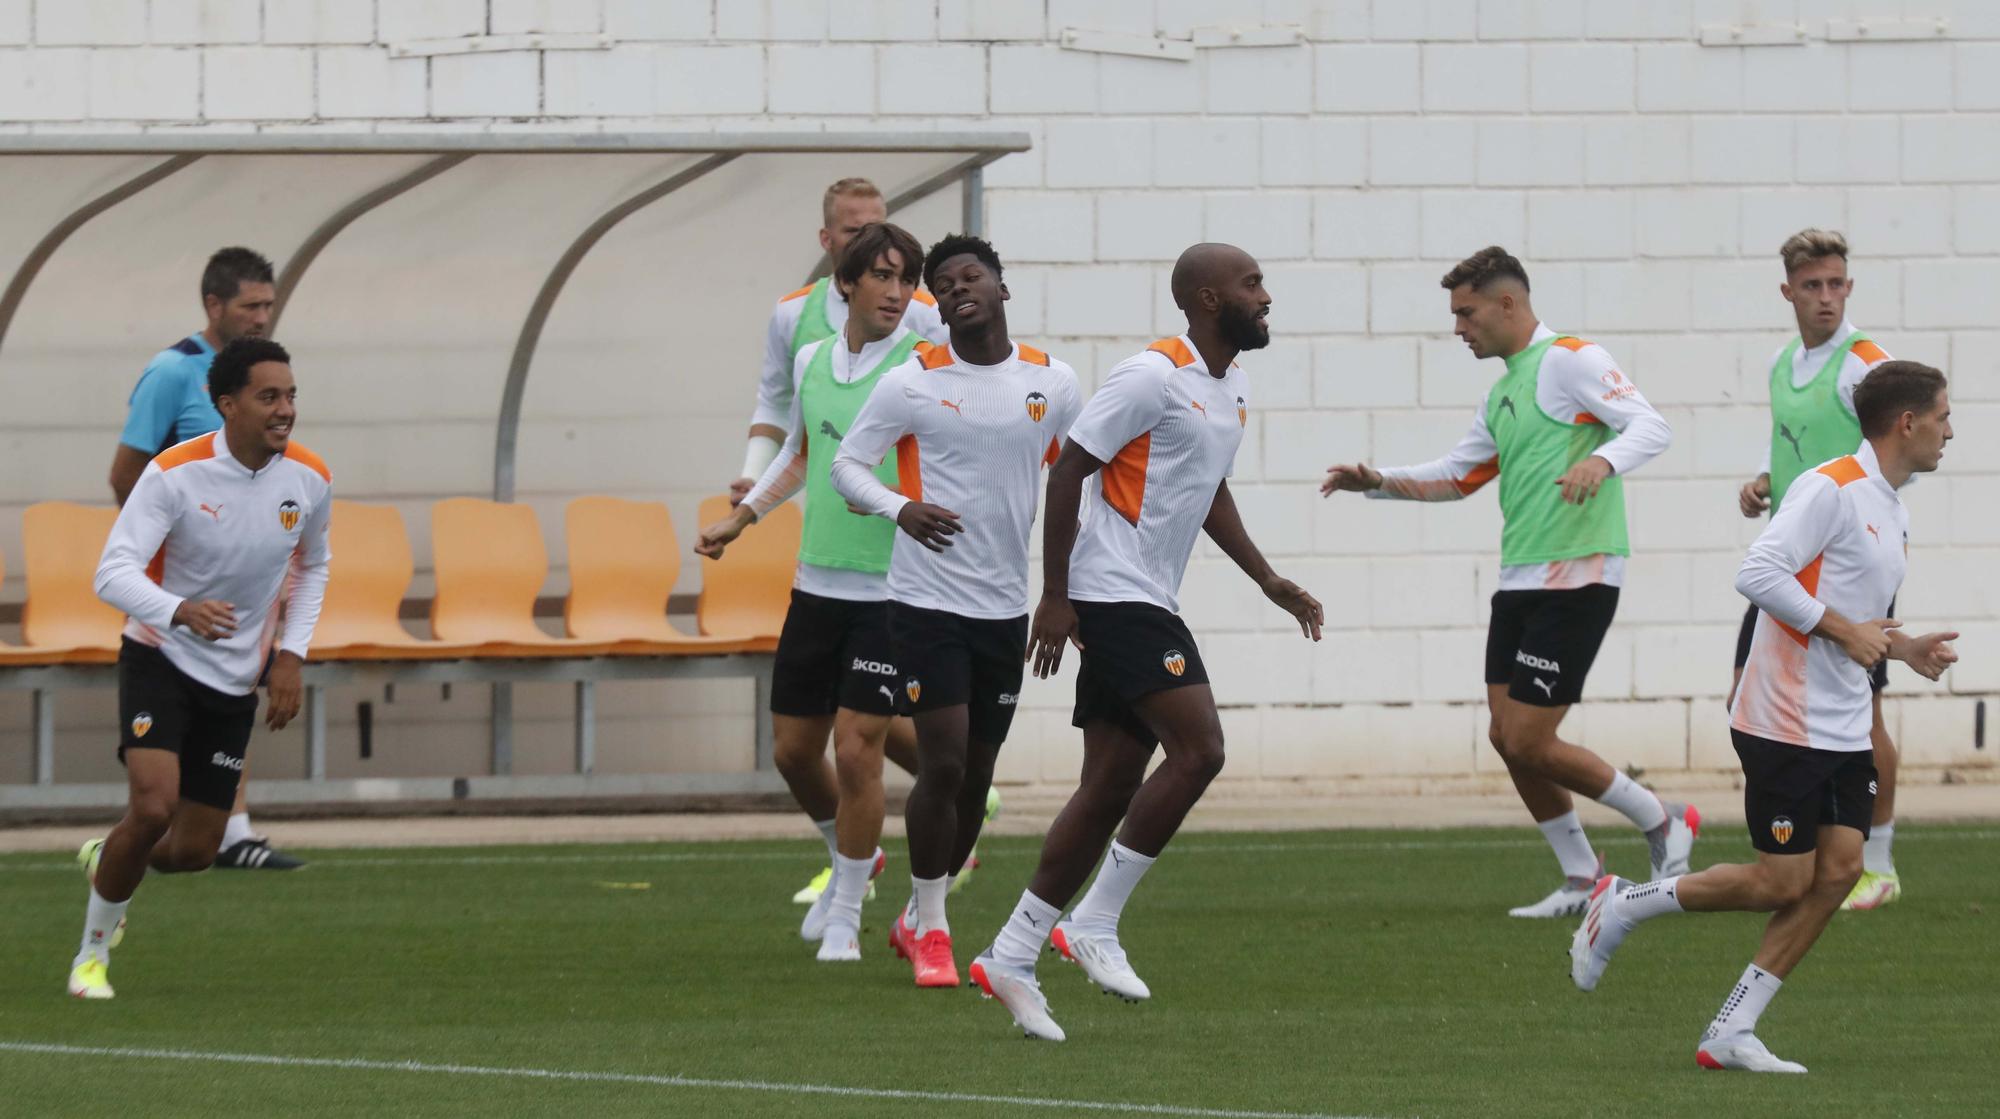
[2,825,1994,1118]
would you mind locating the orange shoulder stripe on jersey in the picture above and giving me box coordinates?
[1101,433,1151,527]
[910,289,936,306]
[1573,411,1602,426]
[1816,456,1867,487]
[153,433,217,473]
[1147,337,1197,367]
[780,283,815,303]
[282,441,331,483]
[1043,436,1061,467]
[1455,458,1499,495]
[919,343,955,370]
[1850,339,1889,366]
[1775,554,1825,648]
[1017,343,1050,367]
[1552,336,1592,352]
[895,435,922,503]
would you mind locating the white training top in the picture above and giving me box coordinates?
[1369,324,1673,591]
[831,340,1081,620]
[96,428,333,696]
[1067,335,1248,614]
[1754,319,1892,476]
[1731,440,1908,753]
[749,281,948,433]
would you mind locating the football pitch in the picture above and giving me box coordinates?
[2,824,1994,1118]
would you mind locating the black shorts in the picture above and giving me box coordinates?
[1485,584,1619,707]
[1736,600,1890,692]
[770,590,899,717]
[887,602,1027,746]
[1733,728,1876,854]
[1071,600,1208,746]
[116,639,258,812]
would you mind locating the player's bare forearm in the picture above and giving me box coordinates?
[1040,440,1102,600]
[1202,480,1275,585]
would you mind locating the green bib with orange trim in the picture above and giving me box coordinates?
[788,278,836,361]
[1768,332,1867,514]
[1486,335,1629,567]
[797,333,919,574]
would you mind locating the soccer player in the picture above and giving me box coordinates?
[830,234,1081,989]
[697,222,928,961]
[70,338,332,999]
[105,246,302,872]
[970,244,1323,1042]
[1571,362,1957,1074]
[726,178,960,907]
[1733,229,1904,911]
[1322,247,1696,917]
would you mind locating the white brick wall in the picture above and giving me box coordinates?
[3,2,1996,788]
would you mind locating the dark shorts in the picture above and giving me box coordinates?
[1485,584,1619,707]
[1071,599,1208,746]
[116,639,258,812]
[770,589,899,717]
[1732,728,1876,854]
[887,602,1027,746]
[1736,600,1890,692]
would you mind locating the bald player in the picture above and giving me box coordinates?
[970,244,1323,1042]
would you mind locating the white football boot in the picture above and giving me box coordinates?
[1651,802,1702,879]
[1570,875,1633,992]
[969,954,1065,1042]
[1050,922,1150,1001]
[1510,851,1602,919]
[1697,1033,1808,1074]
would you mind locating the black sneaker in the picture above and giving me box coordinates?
[215,838,305,870]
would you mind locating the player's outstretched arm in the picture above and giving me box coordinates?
[1204,480,1322,642]
[1331,405,1499,502]
[1028,439,1105,679]
[1320,461,1381,496]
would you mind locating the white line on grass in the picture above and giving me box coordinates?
[0,1041,1386,1119]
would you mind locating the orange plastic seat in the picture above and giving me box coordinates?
[563,496,758,655]
[310,501,481,661]
[17,502,125,665]
[694,494,798,652]
[0,546,73,667]
[430,498,614,657]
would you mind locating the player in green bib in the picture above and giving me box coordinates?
[699,222,936,962]
[1323,247,1697,918]
[1732,229,1903,911]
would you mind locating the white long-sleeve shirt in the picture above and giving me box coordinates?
[1368,324,1672,590]
[1732,440,1907,752]
[96,429,333,695]
[831,341,1080,620]
[1755,319,1890,476]
[749,281,947,433]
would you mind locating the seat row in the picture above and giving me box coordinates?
[0,495,800,667]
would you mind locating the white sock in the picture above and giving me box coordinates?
[1596,771,1667,832]
[1068,841,1156,934]
[912,874,949,936]
[221,812,254,850]
[78,888,129,964]
[1537,811,1599,882]
[1617,876,1684,925]
[812,819,838,861]
[826,850,875,936]
[1863,820,1896,875]
[991,890,1060,968]
[1704,963,1782,1042]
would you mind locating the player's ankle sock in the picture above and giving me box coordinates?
[1864,820,1896,875]
[813,819,838,861]
[1703,963,1781,1041]
[828,851,873,933]
[221,812,254,850]
[1617,876,1683,925]
[912,874,949,936]
[78,887,128,963]
[991,890,1059,968]
[1069,841,1155,934]
[1597,771,1668,834]
[1536,811,1599,882]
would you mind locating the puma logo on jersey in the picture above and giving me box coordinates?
[199,503,224,521]
[1865,523,1880,542]
[1497,396,1516,421]
[1190,400,1207,417]
[939,399,964,416]
[1779,422,1807,461]
[820,419,844,441]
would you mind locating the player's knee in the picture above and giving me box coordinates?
[126,794,177,835]
[772,739,819,779]
[1172,738,1226,784]
[1757,864,1815,908]
[831,731,880,777]
[1819,848,1865,895]
[1496,728,1551,766]
[1486,723,1506,754]
[919,752,965,792]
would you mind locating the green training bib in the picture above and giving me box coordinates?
[797,333,920,573]
[1767,332,1867,513]
[1485,336,1630,567]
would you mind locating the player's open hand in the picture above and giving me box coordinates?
[174,598,237,641]
[695,507,754,559]
[1321,462,1381,496]
[1738,474,1771,518]
[727,476,755,507]
[1027,592,1081,678]
[1261,574,1323,641]
[1894,629,1960,681]
[1555,455,1614,505]
[265,651,304,731]
[896,502,963,552]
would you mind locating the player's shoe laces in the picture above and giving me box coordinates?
[817,924,861,963]
[215,837,304,870]
[1841,869,1901,911]
[1509,851,1602,918]
[67,956,114,1000]
[76,838,124,949]
[1650,802,1701,879]
[970,953,1065,1042]
[801,849,886,941]
[910,929,960,988]
[1697,1033,1808,1074]
[1569,875,1633,992]
[1050,923,1150,1001]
